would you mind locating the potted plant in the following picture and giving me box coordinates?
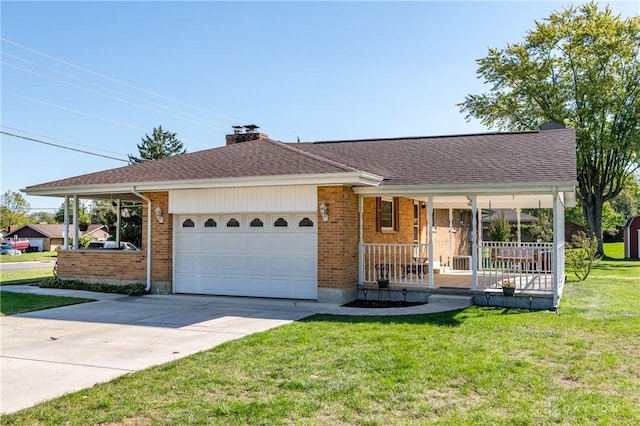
[377,278,390,289]
[501,279,516,296]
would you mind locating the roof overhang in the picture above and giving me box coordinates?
[353,181,578,209]
[22,172,384,200]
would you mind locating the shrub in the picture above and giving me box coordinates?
[487,212,512,241]
[566,231,600,281]
[38,277,147,296]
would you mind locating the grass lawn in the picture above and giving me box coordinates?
[2,243,639,425]
[0,251,57,263]
[0,292,94,316]
[0,269,54,286]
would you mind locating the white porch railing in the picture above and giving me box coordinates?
[361,243,428,285]
[479,242,554,291]
[360,241,556,292]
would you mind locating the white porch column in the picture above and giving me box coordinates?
[448,208,454,268]
[63,195,69,250]
[477,206,483,266]
[427,196,434,289]
[516,208,522,244]
[73,195,79,250]
[552,191,561,308]
[116,199,122,244]
[358,195,364,284]
[471,196,478,291]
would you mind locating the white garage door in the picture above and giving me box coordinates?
[174,213,317,299]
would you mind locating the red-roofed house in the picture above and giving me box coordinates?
[23,125,577,309]
[3,224,110,252]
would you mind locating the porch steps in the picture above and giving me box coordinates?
[428,294,474,308]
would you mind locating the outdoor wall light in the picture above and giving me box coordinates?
[319,202,329,222]
[155,206,164,224]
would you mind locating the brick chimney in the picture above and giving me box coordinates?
[225,124,269,145]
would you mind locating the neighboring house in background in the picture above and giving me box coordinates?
[623,215,640,259]
[3,224,110,252]
[482,208,540,242]
[22,124,577,309]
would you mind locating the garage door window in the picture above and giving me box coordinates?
[182,218,195,228]
[298,217,314,227]
[226,218,240,228]
[274,217,288,227]
[250,218,264,228]
[204,218,217,228]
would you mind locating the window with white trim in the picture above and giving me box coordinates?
[381,198,394,231]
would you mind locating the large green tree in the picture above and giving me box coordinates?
[459,2,640,255]
[0,190,30,230]
[128,126,186,164]
[28,211,57,224]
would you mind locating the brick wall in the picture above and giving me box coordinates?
[141,192,172,284]
[362,197,418,244]
[317,186,359,290]
[56,250,145,282]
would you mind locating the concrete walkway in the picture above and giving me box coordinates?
[0,285,470,414]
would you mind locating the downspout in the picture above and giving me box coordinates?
[132,187,152,292]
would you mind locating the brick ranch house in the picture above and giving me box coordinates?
[23,125,577,309]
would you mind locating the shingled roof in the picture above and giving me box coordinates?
[23,127,576,197]
[291,128,576,186]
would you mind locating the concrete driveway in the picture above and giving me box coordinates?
[1,285,471,414]
[0,286,317,414]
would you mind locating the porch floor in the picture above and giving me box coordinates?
[360,271,557,310]
[363,271,554,293]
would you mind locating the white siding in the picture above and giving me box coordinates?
[168,186,317,214]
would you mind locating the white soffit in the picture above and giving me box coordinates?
[383,194,560,209]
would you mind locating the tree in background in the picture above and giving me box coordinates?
[0,190,30,230]
[524,209,554,242]
[28,211,57,224]
[125,126,185,246]
[55,200,90,231]
[128,126,186,164]
[120,205,142,248]
[487,212,512,242]
[459,2,640,255]
[89,200,118,236]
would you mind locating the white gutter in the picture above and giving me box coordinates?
[132,187,152,292]
[22,172,383,198]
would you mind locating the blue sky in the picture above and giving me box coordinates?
[2,1,638,211]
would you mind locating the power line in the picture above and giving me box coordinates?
[2,38,243,122]
[13,94,148,131]
[1,125,128,157]
[1,131,129,162]
[2,57,233,130]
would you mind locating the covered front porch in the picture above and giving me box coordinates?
[355,191,573,310]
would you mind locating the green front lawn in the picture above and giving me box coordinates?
[2,243,639,425]
[0,251,57,263]
[0,292,94,316]
[0,269,54,286]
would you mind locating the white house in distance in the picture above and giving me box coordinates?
[23,124,577,309]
